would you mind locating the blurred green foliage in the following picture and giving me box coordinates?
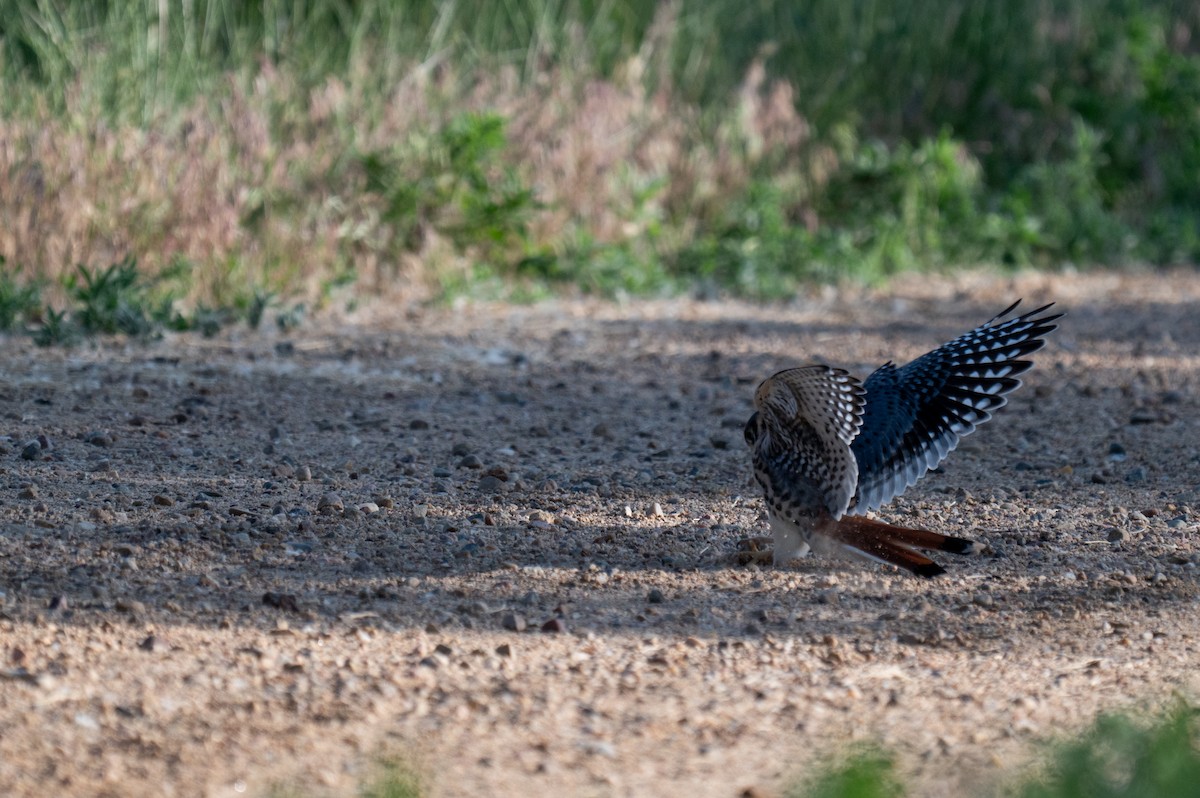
[783,702,1200,798]
[2,0,1199,301]
[789,747,904,798]
[1014,703,1200,798]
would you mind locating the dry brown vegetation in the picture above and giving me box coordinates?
[0,41,819,309]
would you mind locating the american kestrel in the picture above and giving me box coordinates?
[742,300,1062,576]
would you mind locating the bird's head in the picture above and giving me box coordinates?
[743,411,762,447]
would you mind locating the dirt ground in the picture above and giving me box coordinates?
[2,270,1199,798]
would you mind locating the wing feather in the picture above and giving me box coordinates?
[850,300,1062,513]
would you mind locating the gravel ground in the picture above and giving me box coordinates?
[2,270,1199,798]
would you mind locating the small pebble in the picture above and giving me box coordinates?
[73,713,99,731]
[152,494,174,507]
[816,588,840,605]
[1125,467,1147,483]
[85,431,113,447]
[541,618,568,634]
[263,592,300,612]
[317,492,344,514]
[479,475,505,493]
[580,740,616,759]
[458,454,483,469]
[647,588,666,604]
[501,612,527,632]
[20,441,41,460]
[115,598,146,615]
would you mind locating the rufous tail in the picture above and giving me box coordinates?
[828,515,976,578]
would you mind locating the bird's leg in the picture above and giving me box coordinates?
[733,513,812,566]
[732,536,775,566]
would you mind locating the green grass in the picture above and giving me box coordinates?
[265,754,424,798]
[261,703,1200,798]
[1,1,1198,310]
[784,702,1200,798]
[789,747,904,798]
[358,757,423,798]
[0,258,42,331]
[1013,703,1200,798]
[0,256,281,345]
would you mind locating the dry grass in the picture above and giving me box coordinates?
[0,12,827,308]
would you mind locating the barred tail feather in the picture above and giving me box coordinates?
[828,515,976,578]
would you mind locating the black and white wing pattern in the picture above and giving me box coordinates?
[749,366,866,520]
[849,300,1062,514]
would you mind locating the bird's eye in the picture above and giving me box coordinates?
[743,412,760,446]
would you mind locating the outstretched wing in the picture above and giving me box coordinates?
[850,300,1062,513]
[751,365,866,519]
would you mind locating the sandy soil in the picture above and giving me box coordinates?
[2,270,1199,798]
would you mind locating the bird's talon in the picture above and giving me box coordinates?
[736,536,774,553]
[731,538,775,566]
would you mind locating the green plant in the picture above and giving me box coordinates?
[788,747,903,798]
[1006,121,1133,264]
[242,288,274,330]
[32,306,78,347]
[276,303,306,332]
[0,260,41,331]
[360,757,423,798]
[1015,702,1200,798]
[65,257,165,336]
[356,112,538,278]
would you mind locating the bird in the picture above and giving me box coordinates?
[741,300,1062,577]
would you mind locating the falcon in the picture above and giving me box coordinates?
[742,300,1062,576]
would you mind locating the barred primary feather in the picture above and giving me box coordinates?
[849,300,1062,513]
